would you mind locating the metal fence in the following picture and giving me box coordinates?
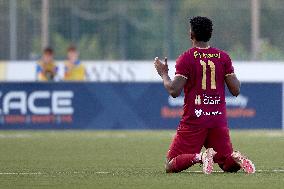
[0,0,284,61]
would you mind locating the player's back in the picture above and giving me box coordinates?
[175,47,234,129]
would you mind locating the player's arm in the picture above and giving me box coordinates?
[225,73,240,97]
[224,53,240,97]
[154,57,187,98]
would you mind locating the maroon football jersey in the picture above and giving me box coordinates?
[175,47,234,129]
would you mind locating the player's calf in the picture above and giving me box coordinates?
[165,154,201,173]
[165,149,217,174]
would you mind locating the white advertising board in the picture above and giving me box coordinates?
[1,61,284,82]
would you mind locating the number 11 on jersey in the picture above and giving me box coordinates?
[200,60,216,90]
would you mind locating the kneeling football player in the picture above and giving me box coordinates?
[154,16,255,174]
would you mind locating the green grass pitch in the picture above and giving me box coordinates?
[0,130,283,189]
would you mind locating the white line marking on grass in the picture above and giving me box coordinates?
[94,171,110,174]
[185,169,284,173]
[0,171,111,175]
[68,171,111,174]
[0,172,42,175]
[0,170,283,176]
[93,133,127,139]
[0,134,32,139]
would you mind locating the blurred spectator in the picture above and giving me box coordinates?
[64,46,86,81]
[36,47,58,81]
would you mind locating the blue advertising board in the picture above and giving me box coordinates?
[0,82,282,129]
[225,83,282,129]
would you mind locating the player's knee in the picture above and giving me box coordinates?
[165,159,175,173]
[165,160,172,173]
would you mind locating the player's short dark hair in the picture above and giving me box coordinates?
[189,16,213,42]
[67,45,77,52]
[43,47,54,55]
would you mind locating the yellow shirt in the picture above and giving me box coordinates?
[37,61,57,81]
[64,60,86,81]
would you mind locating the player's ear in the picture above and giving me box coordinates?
[190,31,194,41]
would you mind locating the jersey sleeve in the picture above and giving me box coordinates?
[175,53,190,79]
[224,53,234,77]
[36,64,42,73]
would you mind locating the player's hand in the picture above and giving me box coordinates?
[154,57,169,77]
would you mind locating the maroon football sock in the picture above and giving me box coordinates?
[169,154,198,173]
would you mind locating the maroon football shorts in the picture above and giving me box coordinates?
[167,126,233,165]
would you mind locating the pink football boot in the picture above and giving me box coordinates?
[232,151,256,174]
[202,148,217,174]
